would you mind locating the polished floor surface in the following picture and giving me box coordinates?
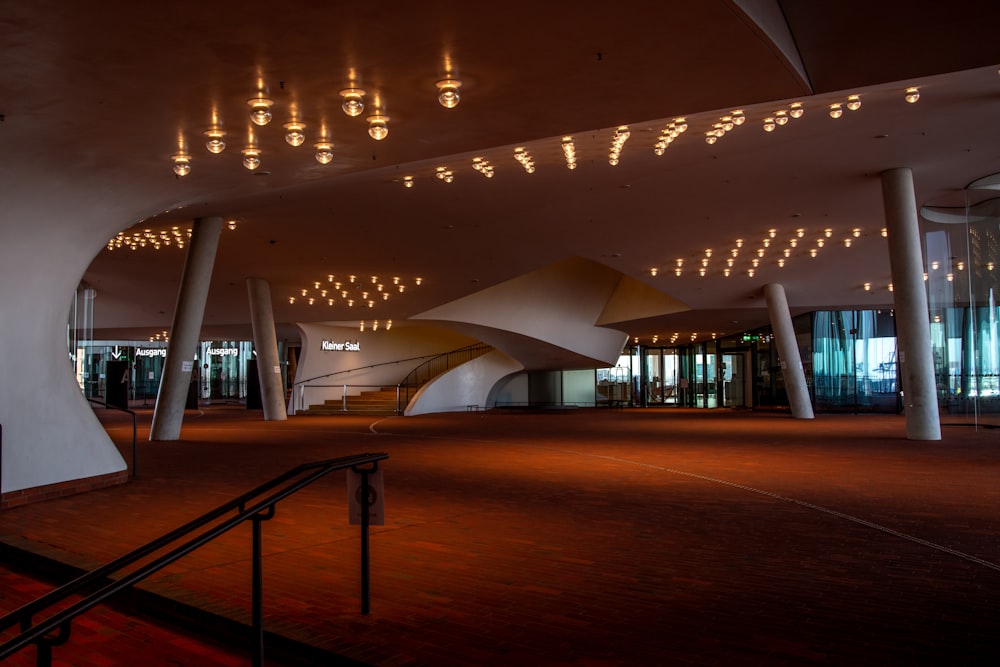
[2,406,999,666]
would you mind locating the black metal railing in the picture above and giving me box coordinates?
[0,452,389,666]
[396,343,493,411]
[291,343,492,415]
[292,353,444,414]
[87,398,138,478]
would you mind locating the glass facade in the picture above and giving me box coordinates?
[72,340,262,405]
[921,187,1000,426]
[811,310,898,412]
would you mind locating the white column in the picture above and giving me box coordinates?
[247,278,287,421]
[763,283,814,419]
[150,217,223,441]
[881,168,941,440]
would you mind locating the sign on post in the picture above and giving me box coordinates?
[347,468,385,526]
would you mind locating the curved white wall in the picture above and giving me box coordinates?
[290,322,477,413]
[413,257,683,370]
[0,169,156,494]
[406,350,525,415]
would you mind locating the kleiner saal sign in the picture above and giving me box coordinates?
[322,339,361,352]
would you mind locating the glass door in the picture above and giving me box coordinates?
[722,352,747,408]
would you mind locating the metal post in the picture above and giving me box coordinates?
[251,516,264,667]
[342,385,348,412]
[131,412,137,479]
[250,507,274,667]
[36,640,51,667]
[360,470,371,615]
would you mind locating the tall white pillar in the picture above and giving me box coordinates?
[247,277,287,421]
[881,168,941,440]
[763,283,814,419]
[150,217,223,441]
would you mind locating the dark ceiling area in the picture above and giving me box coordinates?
[4,1,999,345]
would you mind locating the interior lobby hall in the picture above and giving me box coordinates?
[3,0,1000,664]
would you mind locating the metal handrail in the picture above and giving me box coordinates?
[87,398,138,478]
[292,352,448,388]
[0,451,389,666]
[396,343,493,411]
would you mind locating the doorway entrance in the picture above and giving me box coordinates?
[720,351,751,408]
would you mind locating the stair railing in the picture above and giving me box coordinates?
[396,343,493,412]
[0,451,389,667]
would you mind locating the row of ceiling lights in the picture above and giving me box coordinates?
[397,87,922,186]
[650,226,879,278]
[170,73,464,176]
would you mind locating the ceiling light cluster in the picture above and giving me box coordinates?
[289,274,422,309]
[654,118,688,155]
[829,94,861,119]
[435,166,455,183]
[472,157,495,178]
[514,147,535,173]
[561,136,577,169]
[651,226,878,278]
[171,66,468,176]
[359,320,393,332]
[106,222,238,251]
[705,110,744,144]
[762,103,803,132]
[608,125,630,165]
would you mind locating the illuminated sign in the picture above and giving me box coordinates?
[322,339,361,352]
[207,347,239,357]
[136,348,167,358]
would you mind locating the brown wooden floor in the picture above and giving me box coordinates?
[2,406,999,665]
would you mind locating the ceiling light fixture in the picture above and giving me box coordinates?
[762,117,776,132]
[313,141,334,165]
[789,102,804,119]
[774,110,789,126]
[435,78,461,108]
[366,113,389,140]
[846,94,862,111]
[731,109,746,126]
[241,146,261,171]
[203,128,226,154]
[403,176,414,188]
[904,87,920,103]
[246,95,274,126]
[829,103,843,119]
[283,121,306,147]
[339,88,366,117]
[171,152,191,176]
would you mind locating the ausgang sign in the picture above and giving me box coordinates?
[322,339,361,352]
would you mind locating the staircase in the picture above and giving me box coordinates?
[300,387,399,415]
